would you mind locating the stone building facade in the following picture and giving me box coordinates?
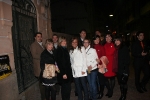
[0,0,53,100]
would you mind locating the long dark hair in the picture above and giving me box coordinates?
[91,35,100,48]
[70,37,82,53]
[114,35,124,49]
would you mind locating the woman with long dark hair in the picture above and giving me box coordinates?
[92,35,106,99]
[70,37,89,100]
[114,35,130,100]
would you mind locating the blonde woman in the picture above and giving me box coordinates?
[40,39,59,100]
[55,36,73,100]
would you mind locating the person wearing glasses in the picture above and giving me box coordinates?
[83,38,99,100]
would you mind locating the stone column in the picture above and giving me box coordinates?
[0,0,19,100]
[34,0,53,43]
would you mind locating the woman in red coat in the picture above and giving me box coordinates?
[104,33,116,98]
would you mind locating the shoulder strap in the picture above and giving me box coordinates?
[86,48,91,54]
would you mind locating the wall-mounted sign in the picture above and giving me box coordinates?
[0,55,12,80]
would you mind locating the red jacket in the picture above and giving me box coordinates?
[94,44,105,58]
[104,42,116,77]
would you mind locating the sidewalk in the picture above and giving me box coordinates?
[31,66,150,100]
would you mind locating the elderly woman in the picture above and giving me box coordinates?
[40,39,59,100]
[70,37,89,100]
[55,36,73,100]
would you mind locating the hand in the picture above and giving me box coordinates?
[97,64,102,68]
[149,61,150,65]
[88,66,92,71]
[55,66,60,73]
[63,74,67,79]
[81,71,85,75]
[96,59,100,63]
[141,52,147,56]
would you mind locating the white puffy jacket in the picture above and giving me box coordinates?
[70,47,87,78]
[85,45,98,70]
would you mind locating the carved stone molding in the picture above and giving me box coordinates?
[0,0,12,5]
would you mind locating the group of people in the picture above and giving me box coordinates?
[30,30,150,100]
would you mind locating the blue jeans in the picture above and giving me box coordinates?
[74,76,89,100]
[87,69,98,100]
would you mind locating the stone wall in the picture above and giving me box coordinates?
[0,0,19,100]
[0,0,53,100]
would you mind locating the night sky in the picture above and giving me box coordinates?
[50,0,150,36]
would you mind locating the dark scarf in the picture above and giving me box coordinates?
[112,46,119,72]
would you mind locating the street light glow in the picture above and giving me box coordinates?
[109,15,113,17]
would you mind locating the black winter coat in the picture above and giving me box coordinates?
[131,40,149,64]
[55,46,73,84]
[40,49,57,84]
[118,45,130,74]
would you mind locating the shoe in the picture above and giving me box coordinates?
[75,92,78,96]
[141,86,147,92]
[105,93,109,96]
[97,93,103,99]
[137,88,144,93]
[56,91,59,95]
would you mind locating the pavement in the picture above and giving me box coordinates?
[31,65,150,100]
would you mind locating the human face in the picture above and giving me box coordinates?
[47,43,53,51]
[95,31,101,36]
[115,39,121,46]
[137,33,144,41]
[72,39,78,49]
[105,34,112,43]
[35,34,42,42]
[94,38,100,44]
[80,31,86,39]
[52,36,58,43]
[83,40,90,48]
[60,40,67,47]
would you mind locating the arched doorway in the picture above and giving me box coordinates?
[12,0,37,93]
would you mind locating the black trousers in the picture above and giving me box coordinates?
[35,77,45,100]
[134,61,150,89]
[45,85,56,100]
[61,82,71,100]
[98,73,105,85]
[117,73,128,88]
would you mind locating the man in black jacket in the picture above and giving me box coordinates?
[131,31,150,93]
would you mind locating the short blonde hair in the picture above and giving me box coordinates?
[45,39,53,48]
[58,36,67,46]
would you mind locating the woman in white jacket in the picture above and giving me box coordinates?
[70,37,89,100]
[83,38,99,100]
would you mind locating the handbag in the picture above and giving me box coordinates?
[121,66,128,84]
[43,64,56,79]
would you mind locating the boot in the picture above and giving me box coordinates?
[109,78,115,98]
[119,86,127,100]
[97,85,104,99]
[105,80,111,97]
